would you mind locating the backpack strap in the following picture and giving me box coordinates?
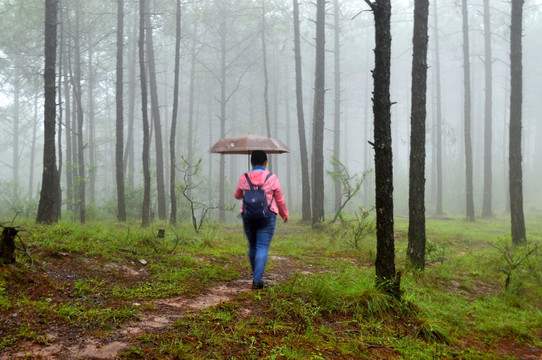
[244,172,273,190]
[244,173,255,190]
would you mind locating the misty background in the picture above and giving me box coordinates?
[0,0,541,222]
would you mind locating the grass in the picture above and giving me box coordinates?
[0,215,541,358]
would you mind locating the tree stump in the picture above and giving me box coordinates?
[0,227,19,265]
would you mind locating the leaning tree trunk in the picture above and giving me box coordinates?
[36,0,60,224]
[139,0,151,227]
[509,0,526,244]
[365,0,399,298]
[169,0,181,225]
[293,0,311,222]
[311,0,326,226]
[407,0,429,271]
[461,0,475,222]
[116,0,127,221]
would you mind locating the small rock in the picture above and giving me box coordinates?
[138,259,148,266]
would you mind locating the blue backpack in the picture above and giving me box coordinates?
[243,173,273,221]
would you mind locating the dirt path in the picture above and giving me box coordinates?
[1,256,304,359]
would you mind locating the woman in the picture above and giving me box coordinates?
[234,151,288,289]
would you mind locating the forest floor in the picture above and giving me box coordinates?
[0,218,541,359]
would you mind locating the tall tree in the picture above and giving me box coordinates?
[74,0,86,224]
[124,9,138,188]
[116,0,127,221]
[87,41,96,205]
[433,0,444,216]
[311,0,326,225]
[293,0,311,222]
[36,0,60,224]
[169,0,181,225]
[145,0,167,220]
[139,0,151,227]
[365,0,399,298]
[407,0,429,271]
[262,0,271,140]
[509,0,526,244]
[461,0,475,222]
[481,0,493,218]
[332,0,342,214]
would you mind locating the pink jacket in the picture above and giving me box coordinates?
[234,169,288,219]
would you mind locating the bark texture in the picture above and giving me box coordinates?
[36,0,60,224]
[293,0,311,222]
[139,0,151,227]
[407,0,429,271]
[366,0,399,297]
[116,0,127,222]
[509,0,526,244]
[169,0,181,225]
[461,0,475,222]
[311,0,326,225]
[482,0,493,218]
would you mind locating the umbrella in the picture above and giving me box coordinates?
[209,134,290,154]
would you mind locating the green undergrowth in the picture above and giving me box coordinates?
[1,215,541,358]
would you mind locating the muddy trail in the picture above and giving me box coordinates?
[1,255,316,360]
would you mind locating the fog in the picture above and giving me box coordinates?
[0,0,540,222]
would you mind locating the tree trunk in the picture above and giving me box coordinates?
[56,18,63,220]
[187,24,197,167]
[145,2,167,220]
[311,0,326,226]
[36,0,60,224]
[87,42,96,205]
[284,80,293,205]
[124,8,137,188]
[169,0,181,225]
[218,17,227,223]
[481,0,493,218]
[62,9,74,213]
[407,0,429,271]
[29,94,38,199]
[74,0,86,224]
[433,0,443,216]
[366,0,399,298]
[262,1,271,141]
[139,0,151,227]
[509,0,526,244]
[13,79,20,185]
[116,0,127,222]
[293,0,311,222]
[333,0,342,214]
[0,227,19,265]
[461,0,475,222]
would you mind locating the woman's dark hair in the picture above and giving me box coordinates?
[251,150,267,166]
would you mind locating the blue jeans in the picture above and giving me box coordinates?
[242,213,276,284]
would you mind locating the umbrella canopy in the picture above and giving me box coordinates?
[209,134,290,154]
